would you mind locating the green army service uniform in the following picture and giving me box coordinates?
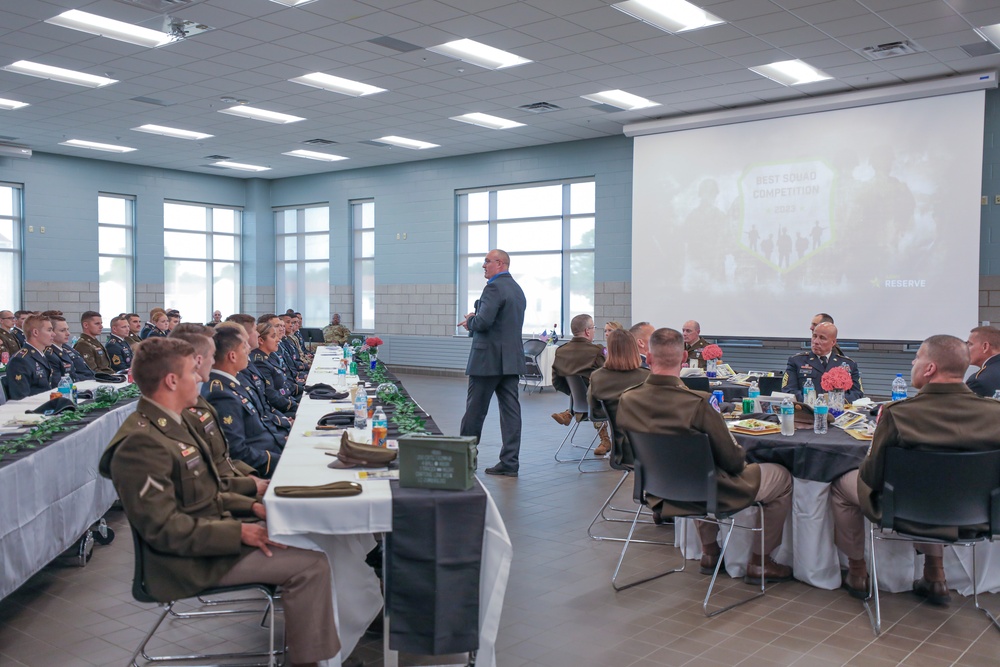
[551,336,605,396]
[685,336,709,366]
[184,395,259,498]
[0,327,19,364]
[127,333,142,346]
[74,332,115,374]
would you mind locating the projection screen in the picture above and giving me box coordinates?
[631,90,985,341]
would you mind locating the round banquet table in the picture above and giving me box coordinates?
[733,426,869,483]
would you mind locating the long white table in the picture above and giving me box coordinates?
[0,381,136,600]
[265,348,512,667]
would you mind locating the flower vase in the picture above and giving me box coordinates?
[369,348,378,371]
[828,389,845,416]
[706,358,718,378]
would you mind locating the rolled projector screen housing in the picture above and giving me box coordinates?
[631,90,985,342]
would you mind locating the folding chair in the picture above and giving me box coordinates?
[553,375,600,463]
[521,339,546,393]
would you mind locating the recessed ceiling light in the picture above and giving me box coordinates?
[132,124,213,140]
[427,39,531,70]
[214,161,271,172]
[975,23,1000,50]
[612,0,725,34]
[60,139,136,153]
[218,105,305,124]
[0,98,29,110]
[581,89,660,111]
[289,72,386,97]
[3,60,117,88]
[269,0,319,6]
[450,112,525,130]
[283,149,349,162]
[45,9,175,48]
[749,59,832,86]
[373,136,439,150]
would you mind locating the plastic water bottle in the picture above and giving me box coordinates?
[802,378,816,407]
[813,397,828,434]
[349,359,357,376]
[372,407,387,447]
[993,390,1000,401]
[779,396,795,436]
[891,373,907,401]
[57,375,72,402]
[748,380,760,412]
[343,342,352,361]
[337,359,346,385]
[354,384,368,430]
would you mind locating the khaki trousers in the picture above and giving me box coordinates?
[216,544,340,664]
[697,462,792,556]
[831,470,942,560]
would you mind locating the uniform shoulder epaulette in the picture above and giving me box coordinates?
[14,347,28,358]
[209,378,224,391]
[791,350,810,357]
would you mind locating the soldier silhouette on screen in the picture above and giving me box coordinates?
[777,227,793,268]
[746,225,759,251]
[761,233,774,262]
[795,231,809,260]
[811,220,825,249]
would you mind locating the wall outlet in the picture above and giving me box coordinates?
[27,225,32,232]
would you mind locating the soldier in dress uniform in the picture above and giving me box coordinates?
[46,315,95,381]
[98,337,340,666]
[74,311,115,373]
[782,322,864,402]
[202,326,284,478]
[106,315,133,373]
[965,325,1000,397]
[549,313,613,454]
[140,308,169,340]
[126,312,142,346]
[260,314,305,389]
[11,310,32,348]
[223,316,293,438]
[251,322,298,416]
[6,314,59,400]
[166,309,181,333]
[682,320,709,367]
[0,310,20,364]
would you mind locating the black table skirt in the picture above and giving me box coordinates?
[734,427,869,483]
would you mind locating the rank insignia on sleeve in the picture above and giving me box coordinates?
[229,382,236,388]
[223,415,233,425]
[14,374,21,381]
[112,355,121,365]
[157,418,167,428]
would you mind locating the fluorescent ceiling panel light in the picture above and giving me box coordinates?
[427,39,531,70]
[46,9,175,48]
[581,89,660,110]
[0,98,29,110]
[3,60,117,88]
[269,0,319,6]
[214,161,271,172]
[612,0,725,34]
[132,124,213,140]
[218,105,305,124]
[749,59,832,85]
[60,139,136,153]
[975,23,1000,50]
[450,112,525,130]
[373,136,439,150]
[289,72,385,97]
[283,149,348,162]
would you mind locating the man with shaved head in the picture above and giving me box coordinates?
[782,321,864,402]
[965,325,1000,397]
[830,335,1000,605]
[681,320,708,367]
[629,321,654,369]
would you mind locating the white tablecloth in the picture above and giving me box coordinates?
[0,381,136,599]
[265,348,512,666]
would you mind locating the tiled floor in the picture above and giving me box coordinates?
[3,373,1000,667]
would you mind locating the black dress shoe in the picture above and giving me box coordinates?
[913,577,951,606]
[485,464,518,477]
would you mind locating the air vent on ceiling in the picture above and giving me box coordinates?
[303,138,338,146]
[961,41,1000,58]
[519,102,562,113]
[859,40,923,60]
[131,96,175,107]
[204,154,230,160]
[367,36,422,53]
[114,0,200,11]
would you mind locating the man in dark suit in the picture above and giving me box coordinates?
[782,322,864,402]
[965,325,1000,397]
[459,249,528,477]
[830,335,1000,605]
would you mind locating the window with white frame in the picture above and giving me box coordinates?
[98,193,135,317]
[352,199,375,331]
[163,201,241,321]
[276,205,330,328]
[457,180,595,336]
[0,183,22,310]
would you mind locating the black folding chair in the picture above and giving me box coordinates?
[553,375,601,463]
[615,432,772,617]
[864,448,1000,636]
[681,376,710,392]
[758,376,783,396]
[521,339,547,393]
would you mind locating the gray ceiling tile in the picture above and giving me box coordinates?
[389,0,466,24]
[788,0,873,23]
[710,0,786,21]
[898,16,979,40]
[478,3,556,29]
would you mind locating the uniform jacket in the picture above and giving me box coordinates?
[46,344,95,381]
[201,371,282,477]
[11,327,25,348]
[858,383,1000,540]
[106,334,133,372]
[140,322,167,340]
[465,272,528,377]
[588,366,650,467]
[6,344,60,400]
[98,397,256,601]
[279,337,305,375]
[323,324,351,345]
[782,351,864,402]
[184,395,258,498]
[249,348,298,414]
[239,363,292,437]
[0,328,19,364]
[74,333,114,373]
[616,374,762,517]
[127,333,142,346]
[685,336,709,364]
[551,337,605,395]
[966,354,1000,398]
[271,347,304,393]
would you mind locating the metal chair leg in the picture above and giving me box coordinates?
[588,472,674,545]
[554,420,597,463]
[862,526,882,636]
[578,423,612,473]
[971,543,1000,631]
[612,506,685,591]
[703,515,765,617]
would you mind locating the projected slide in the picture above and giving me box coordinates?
[631,91,985,341]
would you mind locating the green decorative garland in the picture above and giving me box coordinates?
[354,352,427,435]
[0,384,141,460]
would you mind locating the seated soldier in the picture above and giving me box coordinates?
[682,320,709,367]
[224,316,293,438]
[140,308,169,340]
[106,315,134,372]
[782,322,864,402]
[126,312,143,346]
[98,337,339,667]
[323,313,351,345]
[965,325,1000,397]
[74,311,115,374]
[11,310,31,347]
[260,314,305,391]
[251,321,298,416]
[588,329,650,467]
[6,314,59,400]
[203,326,284,478]
[46,314,95,381]
[551,313,612,455]
[0,309,20,362]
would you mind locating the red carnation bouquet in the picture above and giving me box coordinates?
[365,336,384,350]
[821,366,853,391]
[701,344,723,361]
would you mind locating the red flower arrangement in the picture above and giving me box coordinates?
[365,336,384,348]
[821,366,853,391]
[700,344,723,361]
